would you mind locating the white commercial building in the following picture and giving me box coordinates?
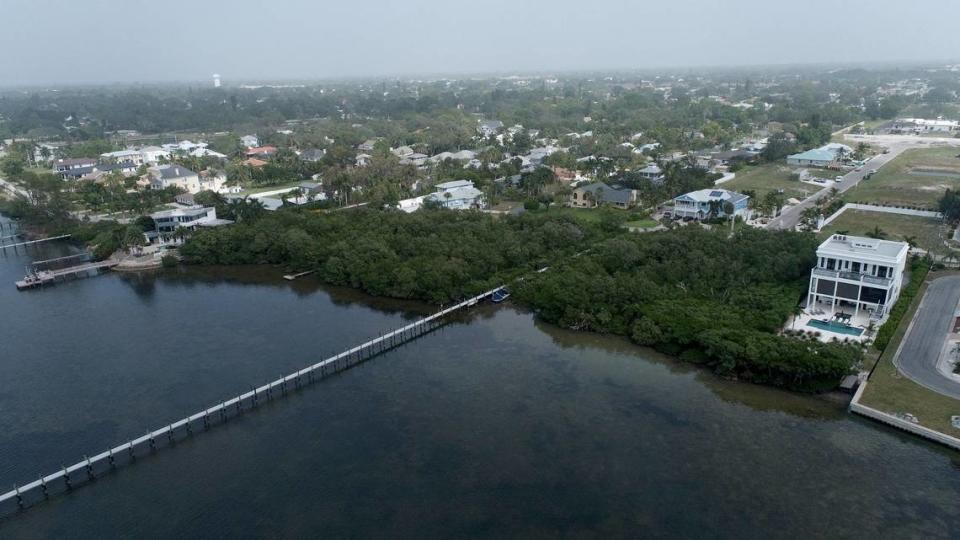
[807,234,910,319]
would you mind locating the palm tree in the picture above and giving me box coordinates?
[866,226,888,239]
[902,235,918,249]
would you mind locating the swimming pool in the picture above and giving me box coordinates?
[807,319,864,336]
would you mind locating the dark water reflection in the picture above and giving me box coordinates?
[0,224,959,538]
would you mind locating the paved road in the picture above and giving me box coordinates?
[766,135,960,231]
[894,275,960,399]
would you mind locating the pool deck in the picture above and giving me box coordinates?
[789,308,877,343]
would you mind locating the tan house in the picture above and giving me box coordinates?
[570,182,637,209]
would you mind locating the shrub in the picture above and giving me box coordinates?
[161,255,179,268]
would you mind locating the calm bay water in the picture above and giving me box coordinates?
[1,221,959,538]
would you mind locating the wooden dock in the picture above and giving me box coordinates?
[15,260,119,290]
[283,270,315,281]
[0,286,502,514]
[1,234,72,251]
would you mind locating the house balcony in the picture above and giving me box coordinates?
[811,267,893,287]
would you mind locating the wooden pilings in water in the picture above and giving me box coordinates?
[0,286,500,515]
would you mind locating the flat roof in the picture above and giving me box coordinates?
[817,234,909,262]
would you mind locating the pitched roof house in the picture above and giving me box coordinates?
[570,182,638,209]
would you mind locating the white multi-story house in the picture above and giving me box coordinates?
[425,180,485,210]
[807,234,910,319]
[150,206,222,234]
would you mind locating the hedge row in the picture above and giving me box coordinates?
[873,258,930,351]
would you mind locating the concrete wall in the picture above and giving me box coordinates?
[849,381,960,451]
[819,203,944,230]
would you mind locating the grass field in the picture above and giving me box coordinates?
[859,274,960,435]
[818,209,948,255]
[237,180,303,197]
[722,163,812,201]
[844,146,960,209]
[623,219,659,229]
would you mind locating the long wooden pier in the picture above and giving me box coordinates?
[1,234,72,251]
[15,259,119,290]
[0,286,503,514]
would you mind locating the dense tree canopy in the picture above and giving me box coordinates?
[512,226,861,391]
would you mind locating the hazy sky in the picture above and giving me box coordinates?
[3,0,959,85]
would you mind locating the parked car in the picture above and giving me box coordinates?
[835,175,844,182]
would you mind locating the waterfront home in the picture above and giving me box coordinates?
[569,182,637,209]
[671,189,750,220]
[807,234,909,321]
[149,206,229,235]
[425,180,485,210]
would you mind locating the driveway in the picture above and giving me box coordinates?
[894,275,960,399]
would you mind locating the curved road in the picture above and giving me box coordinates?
[894,275,960,399]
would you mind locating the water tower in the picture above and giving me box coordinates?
[213,74,221,88]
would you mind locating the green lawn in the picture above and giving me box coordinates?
[859,273,960,435]
[237,180,304,197]
[722,163,812,201]
[623,219,659,229]
[844,147,960,210]
[818,209,948,255]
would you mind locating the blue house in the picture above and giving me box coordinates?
[672,189,750,220]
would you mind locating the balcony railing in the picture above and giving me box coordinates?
[811,267,892,287]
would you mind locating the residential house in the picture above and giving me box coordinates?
[478,120,504,138]
[712,149,756,166]
[355,153,372,167]
[140,146,170,164]
[147,165,201,193]
[787,143,852,167]
[53,158,97,174]
[357,139,379,152]
[198,169,229,193]
[61,161,138,180]
[425,180,485,210]
[550,166,577,183]
[807,234,909,319]
[636,163,664,183]
[240,134,259,148]
[569,182,638,209]
[429,150,477,163]
[101,149,144,166]
[244,146,277,159]
[672,189,750,220]
[243,158,268,168]
[391,145,415,158]
[299,148,326,162]
[189,147,227,160]
[149,206,230,235]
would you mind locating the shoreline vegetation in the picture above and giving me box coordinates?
[175,206,863,392]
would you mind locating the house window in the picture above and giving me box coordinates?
[826,258,836,270]
[851,262,861,273]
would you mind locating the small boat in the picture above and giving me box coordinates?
[491,288,510,303]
